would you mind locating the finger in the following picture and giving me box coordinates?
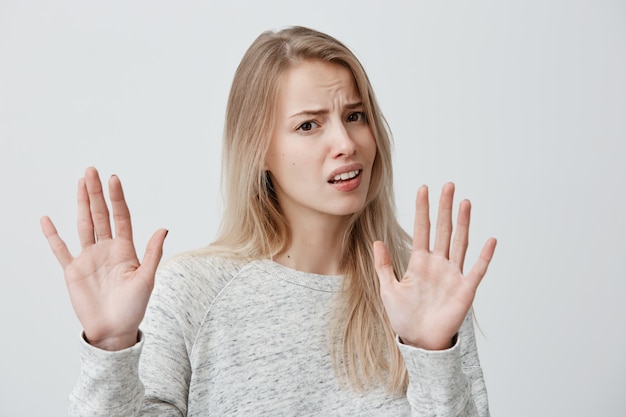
[77,177,95,247]
[412,186,430,252]
[373,241,398,292]
[465,238,497,290]
[450,199,471,270]
[40,216,73,268]
[109,175,133,241]
[139,228,168,287]
[85,167,112,241]
[433,182,455,258]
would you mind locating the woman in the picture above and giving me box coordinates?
[41,26,496,416]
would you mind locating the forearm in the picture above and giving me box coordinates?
[400,313,489,417]
[69,333,145,417]
[69,331,186,417]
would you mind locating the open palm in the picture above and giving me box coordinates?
[374,183,496,350]
[41,167,167,351]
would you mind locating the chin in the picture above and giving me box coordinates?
[328,198,368,217]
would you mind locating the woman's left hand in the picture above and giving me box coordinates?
[374,183,497,351]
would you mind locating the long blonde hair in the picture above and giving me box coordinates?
[208,26,412,393]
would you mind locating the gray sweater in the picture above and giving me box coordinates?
[69,254,489,416]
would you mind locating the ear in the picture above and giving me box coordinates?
[263,154,271,171]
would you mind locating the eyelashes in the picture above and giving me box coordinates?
[346,111,366,123]
[295,112,367,134]
[297,121,319,132]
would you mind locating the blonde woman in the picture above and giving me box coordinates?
[42,26,497,416]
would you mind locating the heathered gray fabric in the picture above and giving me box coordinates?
[69,254,489,416]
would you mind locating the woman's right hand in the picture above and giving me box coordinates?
[41,167,168,351]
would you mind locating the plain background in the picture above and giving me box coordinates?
[1,0,625,415]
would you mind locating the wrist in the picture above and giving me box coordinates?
[83,330,140,351]
[399,333,458,351]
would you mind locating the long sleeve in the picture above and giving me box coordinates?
[399,311,489,417]
[68,320,189,417]
[67,259,209,416]
[67,255,242,416]
[67,255,490,416]
[68,332,182,416]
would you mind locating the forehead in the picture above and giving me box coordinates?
[276,60,361,111]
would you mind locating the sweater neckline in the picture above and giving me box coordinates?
[252,259,343,292]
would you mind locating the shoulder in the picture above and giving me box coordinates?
[150,251,249,321]
[156,251,248,297]
[158,251,247,284]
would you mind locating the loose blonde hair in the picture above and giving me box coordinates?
[208,26,412,393]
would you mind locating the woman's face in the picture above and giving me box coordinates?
[265,60,377,226]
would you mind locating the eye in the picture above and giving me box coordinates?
[296,121,319,133]
[346,111,366,123]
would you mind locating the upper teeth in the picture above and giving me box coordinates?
[333,169,360,181]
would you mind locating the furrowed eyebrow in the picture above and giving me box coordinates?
[289,102,363,119]
[345,102,364,110]
[289,109,328,119]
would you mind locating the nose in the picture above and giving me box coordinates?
[330,121,356,158]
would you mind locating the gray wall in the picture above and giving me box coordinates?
[1,0,624,415]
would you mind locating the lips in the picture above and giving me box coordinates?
[326,164,364,192]
[327,164,363,184]
[329,169,360,183]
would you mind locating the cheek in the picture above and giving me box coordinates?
[268,148,306,176]
[362,132,378,165]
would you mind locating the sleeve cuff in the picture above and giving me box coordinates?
[397,334,472,413]
[71,331,145,408]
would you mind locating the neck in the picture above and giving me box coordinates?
[274,214,350,276]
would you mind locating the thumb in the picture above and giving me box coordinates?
[139,228,168,280]
[373,241,397,293]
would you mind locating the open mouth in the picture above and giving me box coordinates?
[328,169,361,184]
